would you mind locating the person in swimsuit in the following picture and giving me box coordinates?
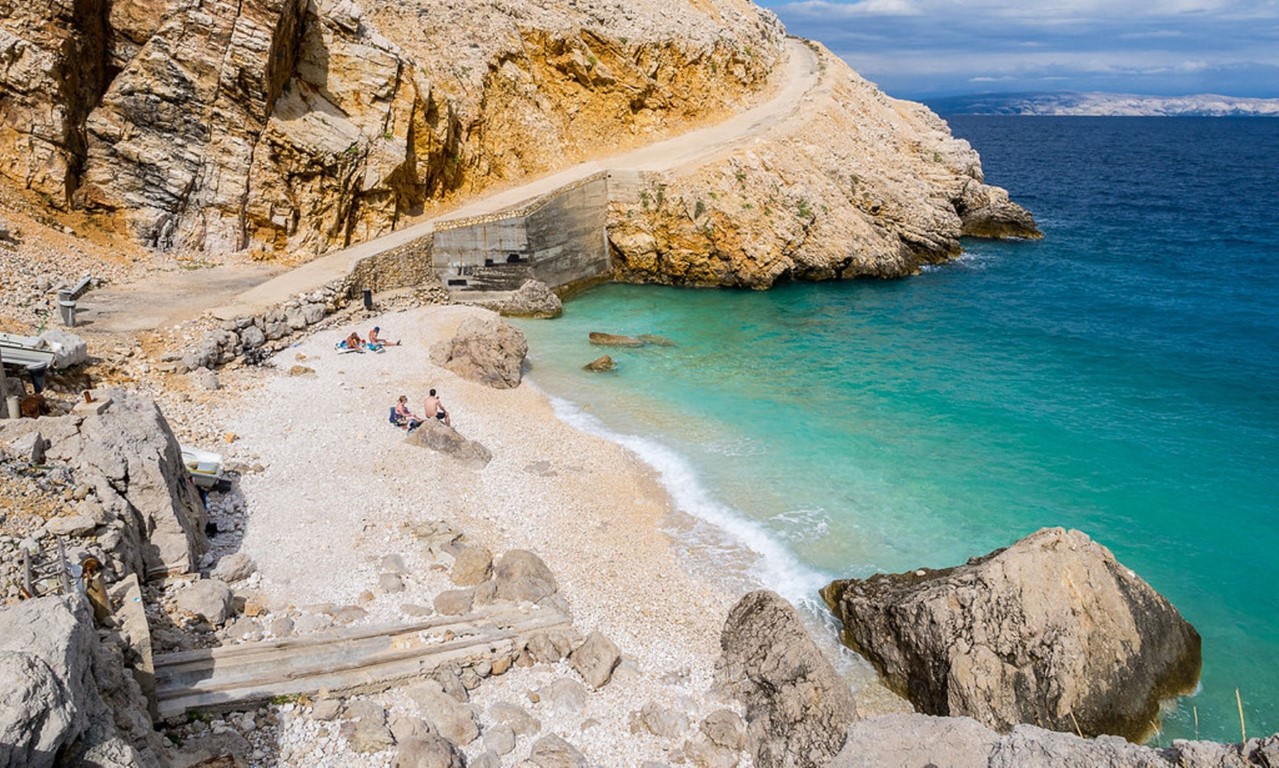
[423,388,451,427]
[393,395,421,430]
[368,326,400,347]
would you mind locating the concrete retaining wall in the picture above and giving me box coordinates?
[432,173,610,292]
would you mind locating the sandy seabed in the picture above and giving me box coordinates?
[210,304,747,765]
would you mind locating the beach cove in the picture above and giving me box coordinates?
[160,302,860,765]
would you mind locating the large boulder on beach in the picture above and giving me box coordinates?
[430,315,528,389]
[404,419,493,468]
[493,550,558,604]
[0,596,164,768]
[821,527,1202,741]
[715,590,858,767]
[39,389,208,581]
[174,578,234,626]
[569,631,621,689]
[476,279,563,319]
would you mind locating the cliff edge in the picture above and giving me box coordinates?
[607,42,1040,288]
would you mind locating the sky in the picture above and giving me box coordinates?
[756,0,1279,98]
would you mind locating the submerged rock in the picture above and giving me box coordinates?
[821,527,1201,741]
[588,332,645,347]
[583,355,615,372]
[637,334,677,346]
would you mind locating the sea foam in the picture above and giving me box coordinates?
[545,393,829,605]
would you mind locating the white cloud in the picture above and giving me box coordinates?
[776,0,1279,21]
[762,0,1279,95]
[779,0,923,17]
[1119,29,1190,39]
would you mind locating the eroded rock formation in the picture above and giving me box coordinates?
[1,389,207,581]
[1,0,784,256]
[0,595,165,768]
[715,590,859,767]
[832,713,1279,768]
[607,44,1040,288]
[821,527,1201,741]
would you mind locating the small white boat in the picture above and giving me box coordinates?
[180,445,224,489]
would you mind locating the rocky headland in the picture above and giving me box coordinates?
[0,0,1037,320]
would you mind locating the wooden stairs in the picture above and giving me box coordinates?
[153,605,570,719]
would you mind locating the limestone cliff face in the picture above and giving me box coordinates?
[1,0,784,257]
[0,0,109,202]
[607,45,1041,287]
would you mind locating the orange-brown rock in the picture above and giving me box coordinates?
[2,0,786,257]
[607,45,1041,288]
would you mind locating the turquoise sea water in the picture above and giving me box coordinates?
[514,117,1279,742]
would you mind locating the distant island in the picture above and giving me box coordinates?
[926,91,1279,117]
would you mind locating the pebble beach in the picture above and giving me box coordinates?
[187,303,747,766]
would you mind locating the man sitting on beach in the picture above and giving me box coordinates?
[423,388,451,427]
[368,326,400,347]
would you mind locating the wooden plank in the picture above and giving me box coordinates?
[157,637,520,718]
[158,612,566,695]
[154,605,542,666]
[153,608,571,719]
[161,624,501,692]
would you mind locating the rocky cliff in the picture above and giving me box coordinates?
[2,0,1036,286]
[1,0,784,258]
[606,43,1040,287]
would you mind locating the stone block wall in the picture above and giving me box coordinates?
[348,233,438,297]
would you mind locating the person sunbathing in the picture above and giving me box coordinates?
[340,331,365,351]
[368,326,400,347]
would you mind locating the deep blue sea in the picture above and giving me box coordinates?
[514,116,1279,742]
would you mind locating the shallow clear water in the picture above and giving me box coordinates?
[514,116,1279,742]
